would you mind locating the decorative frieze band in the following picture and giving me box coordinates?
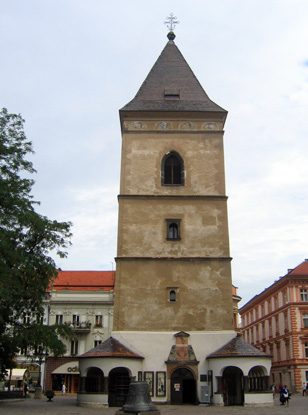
[124,120,222,131]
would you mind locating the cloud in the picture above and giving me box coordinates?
[2,0,308,306]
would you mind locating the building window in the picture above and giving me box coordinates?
[276,342,281,362]
[94,340,102,347]
[167,287,178,303]
[255,308,259,320]
[268,300,272,313]
[166,219,181,240]
[169,290,176,302]
[275,296,279,309]
[269,320,272,337]
[23,313,31,325]
[56,314,63,325]
[305,343,308,358]
[303,314,308,328]
[285,341,290,360]
[301,289,308,302]
[95,315,103,327]
[261,304,264,317]
[71,340,78,356]
[275,316,279,335]
[72,315,79,326]
[255,325,259,342]
[161,152,184,186]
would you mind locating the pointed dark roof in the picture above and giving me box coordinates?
[207,334,271,359]
[120,37,226,114]
[78,337,144,359]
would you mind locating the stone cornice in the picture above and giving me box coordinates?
[118,194,228,201]
[115,256,232,262]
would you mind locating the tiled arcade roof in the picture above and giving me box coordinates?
[79,337,144,359]
[207,334,271,359]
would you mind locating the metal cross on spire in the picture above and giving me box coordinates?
[164,13,180,32]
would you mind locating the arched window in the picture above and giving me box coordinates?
[86,367,105,392]
[161,152,184,185]
[166,219,181,240]
[170,290,176,302]
[248,366,268,392]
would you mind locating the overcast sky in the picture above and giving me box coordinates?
[1,0,308,307]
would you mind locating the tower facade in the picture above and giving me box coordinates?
[77,32,272,408]
[114,33,234,333]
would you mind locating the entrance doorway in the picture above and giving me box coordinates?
[222,366,244,406]
[171,368,196,405]
[108,367,130,407]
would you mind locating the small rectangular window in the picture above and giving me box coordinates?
[164,94,180,100]
[95,315,103,327]
[166,219,181,240]
[269,320,272,337]
[164,89,180,100]
[56,315,63,325]
[304,343,308,358]
[72,315,79,326]
[303,314,308,328]
[94,340,102,347]
[301,289,308,302]
[71,340,78,356]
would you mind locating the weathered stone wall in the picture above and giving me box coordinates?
[114,112,233,332]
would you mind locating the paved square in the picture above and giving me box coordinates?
[0,394,307,415]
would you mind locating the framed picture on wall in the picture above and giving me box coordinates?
[156,372,166,397]
[144,371,154,396]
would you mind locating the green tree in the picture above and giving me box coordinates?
[0,108,73,377]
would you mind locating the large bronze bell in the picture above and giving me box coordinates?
[122,381,159,413]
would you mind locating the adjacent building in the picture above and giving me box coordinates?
[240,259,308,392]
[44,270,115,392]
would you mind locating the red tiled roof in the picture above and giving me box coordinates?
[79,337,144,359]
[49,270,115,292]
[240,259,308,311]
[288,260,308,276]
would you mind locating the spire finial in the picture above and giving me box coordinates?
[164,13,179,40]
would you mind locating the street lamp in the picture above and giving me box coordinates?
[27,345,49,398]
[32,345,49,388]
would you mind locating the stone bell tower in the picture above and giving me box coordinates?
[77,26,272,409]
[113,30,234,333]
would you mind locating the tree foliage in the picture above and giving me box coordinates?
[0,108,73,376]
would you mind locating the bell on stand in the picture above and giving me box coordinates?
[116,381,161,415]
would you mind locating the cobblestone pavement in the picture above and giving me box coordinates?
[0,394,307,415]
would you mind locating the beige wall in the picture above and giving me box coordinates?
[114,111,233,333]
[114,258,233,332]
[117,197,230,258]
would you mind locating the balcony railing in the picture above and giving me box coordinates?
[65,321,92,332]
